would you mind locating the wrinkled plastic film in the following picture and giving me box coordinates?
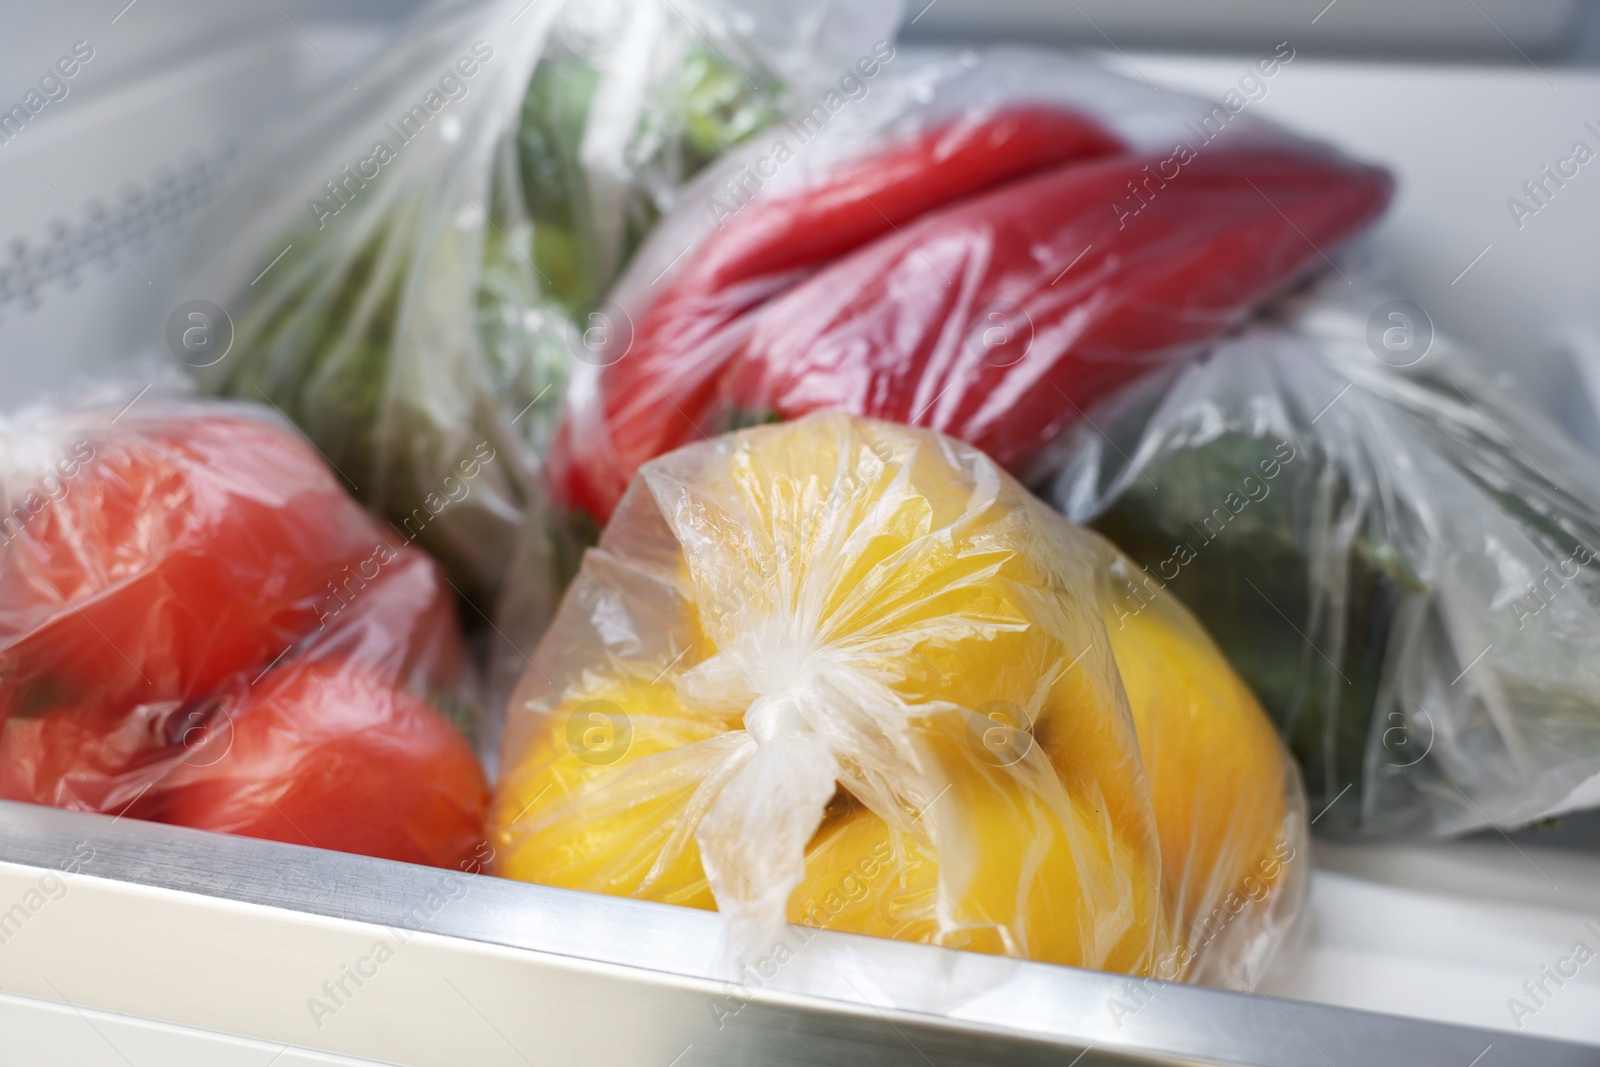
[494,412,1306,987]
[1050,286,1600,838]
[0,397,488,868]
[548,47,1392,525]
[178,0,900,628]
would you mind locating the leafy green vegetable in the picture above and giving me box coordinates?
[210,33,785,613]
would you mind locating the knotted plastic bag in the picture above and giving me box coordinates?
[1051,288,1600,838]
[493,412,1305,986]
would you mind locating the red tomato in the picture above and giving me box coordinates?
[157,659,488,869]
[0,407,383,728]
[0,701,178,816]
[293,541,471,708]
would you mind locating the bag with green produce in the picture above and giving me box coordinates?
[1049,287,1600,838]
[175,0,900,635]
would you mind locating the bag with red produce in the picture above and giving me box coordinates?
[549,47,1393,525]
[0,397,487,869]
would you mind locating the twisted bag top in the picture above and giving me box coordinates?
[493,412,1304,987]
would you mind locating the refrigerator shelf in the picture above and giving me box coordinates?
[1,801,1592,1067]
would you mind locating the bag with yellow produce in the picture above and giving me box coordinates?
[1050,287,1600,838]
[491,412,1306,987]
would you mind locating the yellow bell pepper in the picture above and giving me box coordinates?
[492,413,1302,982]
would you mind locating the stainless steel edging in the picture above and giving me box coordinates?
[0,800,1589,1067]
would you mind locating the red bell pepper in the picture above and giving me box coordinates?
[727,144,1394,471]
[549,112,1391,526]
[550,107,1127,522]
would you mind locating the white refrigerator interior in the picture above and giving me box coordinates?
[1,9,1598,1065]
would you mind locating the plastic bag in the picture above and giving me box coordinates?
[177,0,900,625]
[0,397,487,868]
[492,412,1306,987]
[548,47,1393,525]
[1050,288,1600,838]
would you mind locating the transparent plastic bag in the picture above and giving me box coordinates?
[493,412,1305,987]
[548,46,1393,524]
[177,0,900,623]
[0,396,487,868]
[1050,287,1600,838]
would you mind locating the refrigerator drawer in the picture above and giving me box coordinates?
[2,802,1592,1067]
